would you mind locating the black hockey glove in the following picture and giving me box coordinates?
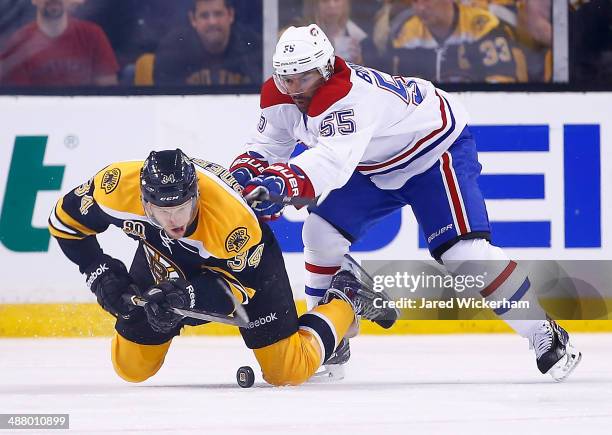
[84,254,135,319]
[142,278,194,334]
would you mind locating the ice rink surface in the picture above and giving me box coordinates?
[1,334,611,435]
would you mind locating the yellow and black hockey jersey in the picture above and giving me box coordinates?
[384,2,527,83]
[48,159,263,284]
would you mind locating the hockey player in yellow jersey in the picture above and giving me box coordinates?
[365,0,528,83]
[49,149,397,386]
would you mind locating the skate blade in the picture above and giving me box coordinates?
[549,346,582,382]
[308,364,345,383]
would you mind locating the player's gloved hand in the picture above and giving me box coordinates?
[141,278,194,334]
[229,152,268,187]
[243,163,315,220]
[84,254,136,319]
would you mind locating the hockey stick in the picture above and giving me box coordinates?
[244,186,317,208]
[123,293,250,328]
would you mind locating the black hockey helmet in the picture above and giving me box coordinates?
[140,149,198,207]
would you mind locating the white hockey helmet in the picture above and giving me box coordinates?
[272,24,335,95]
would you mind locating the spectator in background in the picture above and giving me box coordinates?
[461,0,552,81]
[301,0,367,63]
[0,0,119,86]
[154,0,261,86]
[364,0,528,83]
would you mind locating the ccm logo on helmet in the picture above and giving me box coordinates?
[86,263,109,288]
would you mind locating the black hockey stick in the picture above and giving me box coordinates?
[122,293,250,328]
[244,186,317,208]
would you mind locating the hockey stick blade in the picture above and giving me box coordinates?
[244,185,317,208]
[123,294,250,328]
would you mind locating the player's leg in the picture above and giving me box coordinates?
[305,171,405,309]
[236,223,360,386]
[440,239,581,379]
[237,224,355,385]
[111,243,182,383]
[304,172,406,377]
[111,322,174,383]
[407,127,581,379]
[302,213,350,310]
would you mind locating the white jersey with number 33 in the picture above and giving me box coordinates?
[244,57,469,195]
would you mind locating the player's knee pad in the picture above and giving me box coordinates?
[111,333,172,383]
[441,239,515,289]
[303,214,351,309]
[302,214,350,258]
[441,238,508,273]
[253,332,320,386]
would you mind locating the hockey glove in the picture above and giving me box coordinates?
[142,278,194,334]
[229,152,268,187]
[84,255,135,319]
[243,163,315,220]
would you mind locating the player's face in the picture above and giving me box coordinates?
[189,0,235,54]
[274,69,325,113]
[33,0,66,19]
[144,197,198,239]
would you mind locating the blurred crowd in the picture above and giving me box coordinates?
[0,0,262,87]
[0,0,610,88]
[283,0,611,84]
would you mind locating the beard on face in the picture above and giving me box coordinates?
[42,0,65,19]
[291,95,311,113]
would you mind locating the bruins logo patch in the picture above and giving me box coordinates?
[472,14,490,34]
[101,168,121,194]
[74,178,92,197]
[225,227,250,253]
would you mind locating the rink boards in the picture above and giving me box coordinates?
[0,92,611,335]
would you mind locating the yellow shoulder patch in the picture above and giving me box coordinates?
[225,227,251,254]
[100,168,121,194]
[93,161,145,217]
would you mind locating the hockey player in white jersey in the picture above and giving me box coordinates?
[229,24,581,381]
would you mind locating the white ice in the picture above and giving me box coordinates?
[1,334,611,435]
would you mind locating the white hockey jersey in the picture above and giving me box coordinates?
[244,57,469,194]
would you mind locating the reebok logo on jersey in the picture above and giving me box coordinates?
[246,312,278,329]
[186,284,196,308]
[86,263,109,288]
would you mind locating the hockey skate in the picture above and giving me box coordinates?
[309,255,399,382]
[309,338,351,382]
[324,254,400,330]
[530,319,582,381]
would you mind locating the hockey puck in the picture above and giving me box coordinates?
[236,366,255,388]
